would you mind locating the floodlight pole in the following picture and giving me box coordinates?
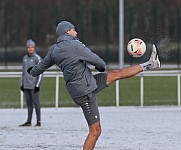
[119,0,124,68]
[3,0,8,68]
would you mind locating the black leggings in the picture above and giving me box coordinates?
[24,89,41,123]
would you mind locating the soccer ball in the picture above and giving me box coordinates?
[127,38,146,58]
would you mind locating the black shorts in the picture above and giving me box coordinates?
[73,73,108,125]
[94,73,108,94]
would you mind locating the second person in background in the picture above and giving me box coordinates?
[20,39,43,127]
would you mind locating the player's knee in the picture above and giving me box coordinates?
[91,130,101,139]
[107,71,119,85]
[33,100,39,105]
[89,124,102,138]
[96,127,102,137]
[27,102,33,107]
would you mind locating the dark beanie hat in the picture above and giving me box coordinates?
[56,21,75,36]
[26,39,35,47]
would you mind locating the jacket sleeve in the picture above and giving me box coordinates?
[30,49,55,77]
[76,41,106,70]
[20,57,25,86]
[36,74,43,87]
[35,56,43,87]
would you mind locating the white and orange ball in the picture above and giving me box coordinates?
[127,38,146,58]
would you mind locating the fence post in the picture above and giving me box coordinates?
[177,73,180,106]
[140,75,144,107]
[20,91,24,109]
[55,73,59,108]
[116,80,119,107]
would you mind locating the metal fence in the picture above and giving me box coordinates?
[0,70,180,108]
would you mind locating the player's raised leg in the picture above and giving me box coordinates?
[106,44,161,85]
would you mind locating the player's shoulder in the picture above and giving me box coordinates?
[49,44,57,53]
[74,39,83,44]
[73,39,86,47]
[23,54,28,59]
[34,53,42,60]
[50,44,56,50]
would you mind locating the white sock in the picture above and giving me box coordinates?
[140,60,153,71]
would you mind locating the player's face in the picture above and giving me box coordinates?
[67,28,77,38]
[27,46,35,55]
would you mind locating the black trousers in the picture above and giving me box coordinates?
[24,89,41,123]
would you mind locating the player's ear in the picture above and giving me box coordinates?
[65,31,70,34]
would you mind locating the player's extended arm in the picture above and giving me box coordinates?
[77,42,106,72]
[28,51,54,77]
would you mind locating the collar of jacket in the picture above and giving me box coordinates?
[28,51,36,57]
[57,34,77,44]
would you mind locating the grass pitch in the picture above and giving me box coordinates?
[0,76,178,108]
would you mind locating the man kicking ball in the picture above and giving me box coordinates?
[27,21,160,150]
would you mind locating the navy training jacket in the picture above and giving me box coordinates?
[21,52,43,89]
[30,34,106,98]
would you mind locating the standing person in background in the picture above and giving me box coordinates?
[20,39,43,127]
